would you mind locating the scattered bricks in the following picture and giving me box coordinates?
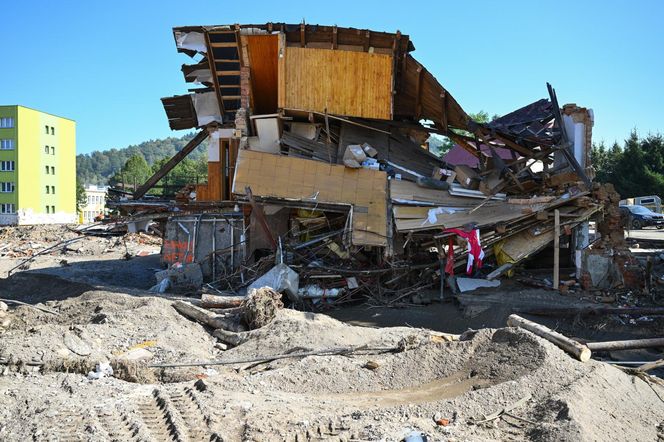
[536,211,549,221]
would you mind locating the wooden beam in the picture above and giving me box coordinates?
[234,24,244,69]
[554,209,560,290]
[487,131,535,157]
[133,129,208,200]
[332,26,338,49]
[245,186,277,250]
[209,42,237,48]
[364,30,370,52]
[507,314,591,362]
[300,23,306,48]
[440,91,448,132]
[415,65,423,118]
[204,32,226,118]
[447,132,480,158]
[220,138,227,200]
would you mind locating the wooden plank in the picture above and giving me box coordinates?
[554,209,560,290]
[215,70,241,75]
[508,314,591,362]
[281,47,393,120]
[133,130,208,200]
[204,32,226,118]
[586,338,664,351]
[220,139,228,200]
[209,42,238,48]
[415,65,423,118]
[246,34,279,114]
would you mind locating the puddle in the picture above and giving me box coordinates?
[330,371,493,407]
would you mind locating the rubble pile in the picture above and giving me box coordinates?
[106,23,641,309]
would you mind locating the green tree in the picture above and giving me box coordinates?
[111,154,151,189]
[592,130,664,200]
[75,179,87,213]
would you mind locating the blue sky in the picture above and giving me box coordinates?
[2,0,663,154]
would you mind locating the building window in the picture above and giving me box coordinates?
[0,139,14,150]
[51,166,55,174]
[45,166,49,174]
[0,203,15,214]
[0,182,14,192]
[46,186,50,194]
[46,206,50,214]
[51,146,55,155]
[0,118,14,128]
[51,127,55,135]
[45,145,49,154]
[51,186,55,194]
[1,161,15,171]
[51,205,55,213]
[45,125,49,134]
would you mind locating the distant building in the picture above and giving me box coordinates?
[0,105,76,225]
[81,185,108,223]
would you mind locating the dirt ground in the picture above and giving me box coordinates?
[0,225,663,441]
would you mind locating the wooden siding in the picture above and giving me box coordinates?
[278,46,393,120]
[246,35,279,114]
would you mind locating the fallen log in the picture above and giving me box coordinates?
[637,359,664,372]
[518,306,664,317]
[507,314,591,362]
[213,328,252,346]
[172,300,241,331]
[586,337,664,352]
[200,293,246,309]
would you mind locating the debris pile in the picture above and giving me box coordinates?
[103,22,643,309]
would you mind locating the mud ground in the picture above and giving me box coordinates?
[0,225,663,441]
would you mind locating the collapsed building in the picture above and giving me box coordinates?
[111,22,637,303]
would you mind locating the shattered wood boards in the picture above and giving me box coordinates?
[233,149,387,246]
[278,46,393,120]
[337,122,445,179]
[497,229,555,263]
[390,180,504,207]
[393,200,541,232]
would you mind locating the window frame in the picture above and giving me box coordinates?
[0,118,14,128]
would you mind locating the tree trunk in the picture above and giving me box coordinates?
[507,314,591,362]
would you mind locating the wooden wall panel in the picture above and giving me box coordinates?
[234,149,387,247]
[279,47,393,120]
[246,35,279,114]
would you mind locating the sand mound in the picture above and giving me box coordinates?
[0,293,662,441]
[0,290,216,370]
